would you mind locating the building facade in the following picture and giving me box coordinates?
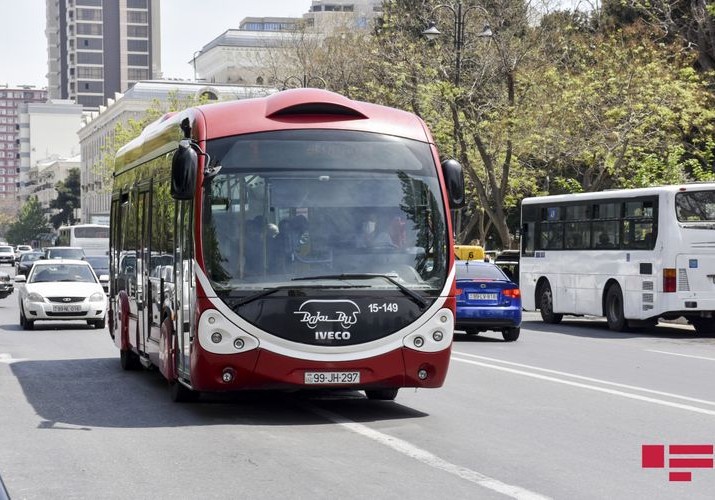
[77,80,275,223]
[0,86,48,212]
[192,1,382,86]
[17,100,84,207]
[46,0,162,110]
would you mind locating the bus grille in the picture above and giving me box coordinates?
[642,293,654,303]
[678,269,690,291]
[642,281,654,291]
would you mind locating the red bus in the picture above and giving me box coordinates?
[109,89,464,402]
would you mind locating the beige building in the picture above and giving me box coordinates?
[78,80,274,223]
[33,155,81,215]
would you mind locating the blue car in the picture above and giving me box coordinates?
[455,261,522,341]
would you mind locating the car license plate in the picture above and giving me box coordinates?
[468,293,497,301]
[304,371,360,384]
[53,305,82,313]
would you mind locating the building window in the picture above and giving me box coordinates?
[127,0,148,7]
[127,25,148,37]
[127,39,148,52]
[127,11,148,23]
[76,9,102,21]
[77,23,102,35]
[127,54,148,66]
[127,68,149,80]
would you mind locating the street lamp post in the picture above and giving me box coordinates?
[422,1,492,87]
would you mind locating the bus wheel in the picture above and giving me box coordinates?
[691,318,715,337]
[120,349,141,371]
[502,327,520,342]
[170,380,200,403]
[365,388,399,401]
[539,282,563,324]
[605,285,629,332]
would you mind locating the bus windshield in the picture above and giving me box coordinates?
[202,130,448,305]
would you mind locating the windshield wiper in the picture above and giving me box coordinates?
[232,283,369,308]
[292,273,428,309]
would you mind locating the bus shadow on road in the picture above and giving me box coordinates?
[452,332,505,343]
[9,358,428,429]
[522,319,706,341]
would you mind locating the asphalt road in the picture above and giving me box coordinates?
[1,268,714,499]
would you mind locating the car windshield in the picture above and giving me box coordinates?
[29,264,97,283]
[457,263,508,281]
[20,252,43,262]
[47,248,84,259]
[201,129,448,306]
[85,256,109,269]
[0,247,13,254]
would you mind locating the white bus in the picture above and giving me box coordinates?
[56,224,110,256]
[520,183,715,335]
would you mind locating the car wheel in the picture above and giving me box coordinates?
[170,380,200,403]
[691,318,715,337]
[502,327,520,342]
[539,281,563,324]
[365,388,399,401]
[88,318,106,329]
[605,285,629,332]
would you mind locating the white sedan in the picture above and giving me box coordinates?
[15,259,108,330]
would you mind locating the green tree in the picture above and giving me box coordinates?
[6,196,51,245]
[49,168,81,229]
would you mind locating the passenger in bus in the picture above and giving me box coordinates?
[356,212,394,248]
[596,233,613,248]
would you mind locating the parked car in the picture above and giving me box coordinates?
[44,246,86,260]
[494,250,520,285]
[0,245,15,266]
[14,245,33,262]
[0,271,13,299]
[15,251,44,277]
[455,260,522,341]
[84,255,109,293]
[15,259,107,330]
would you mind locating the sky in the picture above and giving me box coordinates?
[0,0,313,89]
[0,0,583,89]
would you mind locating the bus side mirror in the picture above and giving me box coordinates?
[171,139,197,200]
[441,159,465,208]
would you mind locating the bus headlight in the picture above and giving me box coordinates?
[211,332,222,344]
[432,330,443,342]
[413,336,424,348]
[233,338,245,350]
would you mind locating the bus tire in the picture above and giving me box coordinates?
[170,380,200,403]
[365,388,399,401]
[691,318,715,337]
[502,327,520,342]
[120,349,141,371]
[605,285,629,332]
[538,281,563,324]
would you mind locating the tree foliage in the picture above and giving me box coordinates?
[49,168,81,229]
[5,196,51,245]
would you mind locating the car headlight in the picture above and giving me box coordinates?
[27,292,46,303]
[89,292,105,302]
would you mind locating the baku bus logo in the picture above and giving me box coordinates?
[294,300,361,329]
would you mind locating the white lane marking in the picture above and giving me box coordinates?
[452,357,715,417]
[646,350,715,362]
[306,404,551,500]
[453,351,715,408]
[0,353,26,364]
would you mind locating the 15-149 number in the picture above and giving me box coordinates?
[368,302,399,313]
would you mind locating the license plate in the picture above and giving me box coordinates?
[304,371,360,385]
[53,305,82,313]
[468,293,497,301]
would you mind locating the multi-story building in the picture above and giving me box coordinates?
[192,1,383,86]
[17,99,84,206]
[46,0,161,110]
[33,155,81,215]
[77,80,274,223]
[0,86,48,212]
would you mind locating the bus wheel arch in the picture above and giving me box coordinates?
[604,281,629,332]
[536,278,563,324]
